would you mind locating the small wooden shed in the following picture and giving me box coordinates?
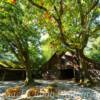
[0,66,26,81]
[42,52,80,80]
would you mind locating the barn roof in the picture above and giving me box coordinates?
[42,51,78,71]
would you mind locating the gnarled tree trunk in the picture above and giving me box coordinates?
[77,49,94,85]
[23,50,33,85]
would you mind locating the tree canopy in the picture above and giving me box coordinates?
[0,0,100,85]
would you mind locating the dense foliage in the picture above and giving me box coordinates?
[0,0,100,85]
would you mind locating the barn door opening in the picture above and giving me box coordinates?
[60,68,74,80]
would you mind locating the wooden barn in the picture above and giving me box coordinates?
[0,65,26,81]
[42,52,80,81]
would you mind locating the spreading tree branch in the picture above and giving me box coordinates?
[28,0,58,23]
[86,0,99,15]
[28,0,47,11]
[91,26,100,34]
[28,0,71,47]
[59,0,64,17]
[77,0,85,26]
[49,0,59,17]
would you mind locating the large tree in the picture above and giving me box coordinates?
[0,0,40,85]
[0,0,100,85]
[28,0,100,85]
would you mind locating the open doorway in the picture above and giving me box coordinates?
[60,68,74,80]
